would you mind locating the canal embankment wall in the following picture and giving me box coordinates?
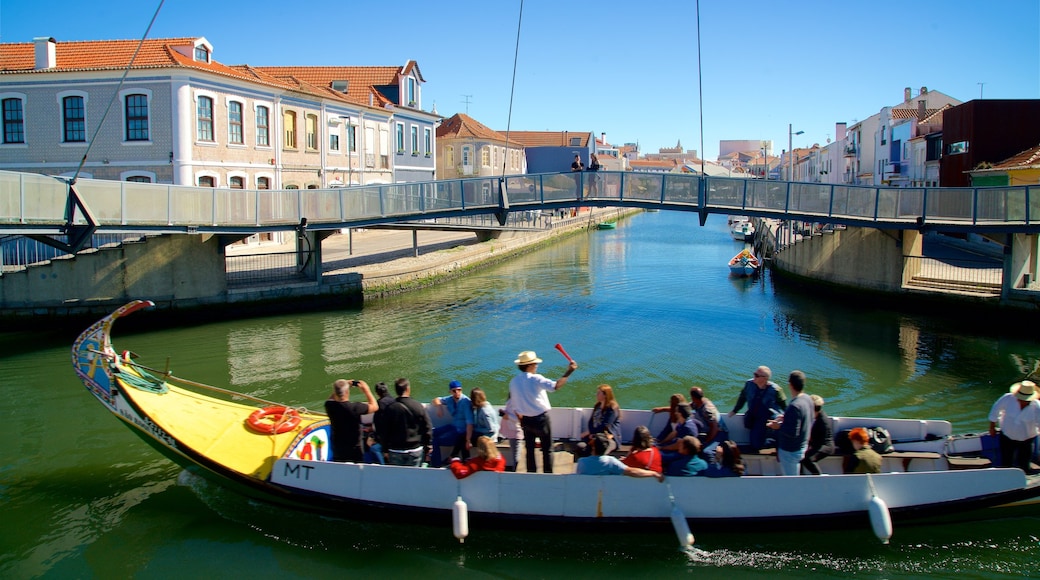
[761,225,905,292]
[0,208,635,323]
[757,218,1040,313]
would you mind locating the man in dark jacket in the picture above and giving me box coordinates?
[728,365,787,452]
[325,379,378,463]
[380,378,433,466]
[800,394,835,475]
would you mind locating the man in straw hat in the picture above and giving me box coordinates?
[508,350,578,473]
[988,380,1040,474]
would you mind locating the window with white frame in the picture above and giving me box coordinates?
[228,101,243,144]
[63,95,86,142]
[424,127,431,156]
[395,123,404,152]
[330,130,340,151]
[125,175,152,183]
[481,146,490,167]
[2,97,25,144]
[197,96,214,141]
[229,176,244,189]
[462,146,471,167]
[257,176,270,189]
[347,124,356,152]
[256,105,270,147]
[194,45,210,63]
[410,125,418,153]
[306,114,318,150]
[198,175,215,187]
[407,77,416,105]
[124,94,149,141]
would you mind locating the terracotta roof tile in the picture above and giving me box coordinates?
[499,131,592,147]
[0,38,404,111]
[252,65,422,108]
[437,113,517,144]
[991,143,1040,170]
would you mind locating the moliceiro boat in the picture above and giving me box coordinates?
[73,302,1040,544]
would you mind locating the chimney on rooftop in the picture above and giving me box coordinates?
[601,132,606,145]
[919,86,927,96]
[904,87,911,102]
[917,100,926,119]
[34,37,56,70]
[835,122,847,141]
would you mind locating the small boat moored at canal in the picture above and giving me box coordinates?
[597,221,617,230]
[73,301,1040,544]
[731,220,755,242]
[728,249,760,276]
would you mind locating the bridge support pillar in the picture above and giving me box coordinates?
[1004,233,1038,296]
[297,230,332,282]
[475,230,502,242]
[900,230,923,285]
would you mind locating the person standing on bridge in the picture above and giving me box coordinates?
[571,154,585,172]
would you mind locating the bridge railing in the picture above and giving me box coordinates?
[0,169,1037,232]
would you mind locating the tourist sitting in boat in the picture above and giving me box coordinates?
[700,440,745,477]
[727,365,787,452]
[800,394,835,475]
[621,426,662,473]
[448,436,506,479]
[663,436,708,477]
[689,386,728,445]
[575,433,664,481]
[651,393,692,443]
[657,402,698,448]
[430,380,475,466]
[843,427,882,474]
[469,388,500,445]
[574,384,621,457]
[379,378,433,467]
[325,379,378,463]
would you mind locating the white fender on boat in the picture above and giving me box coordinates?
[453,496,469,543]
[670,503,694,548]
[868,495,892,544]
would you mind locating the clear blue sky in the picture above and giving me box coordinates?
[3,0,1038,160]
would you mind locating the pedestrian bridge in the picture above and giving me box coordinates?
[2,169,1038,247]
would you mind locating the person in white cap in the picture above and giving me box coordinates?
[508,350,578,473]
[988,380,1040,474]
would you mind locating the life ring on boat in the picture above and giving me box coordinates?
[246,406,301,434]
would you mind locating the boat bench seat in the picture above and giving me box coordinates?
[742,449,947,475]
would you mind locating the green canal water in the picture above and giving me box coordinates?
[2,211,1039,578]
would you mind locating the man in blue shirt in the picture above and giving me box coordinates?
[768,370,814,476]
[430,380,474,466]
[665,436,708,477]
[576,434,663,481]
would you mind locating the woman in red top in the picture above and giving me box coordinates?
[622,425,662,473]
[449,436,506,479]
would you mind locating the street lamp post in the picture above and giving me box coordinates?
[788,123,804,182]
